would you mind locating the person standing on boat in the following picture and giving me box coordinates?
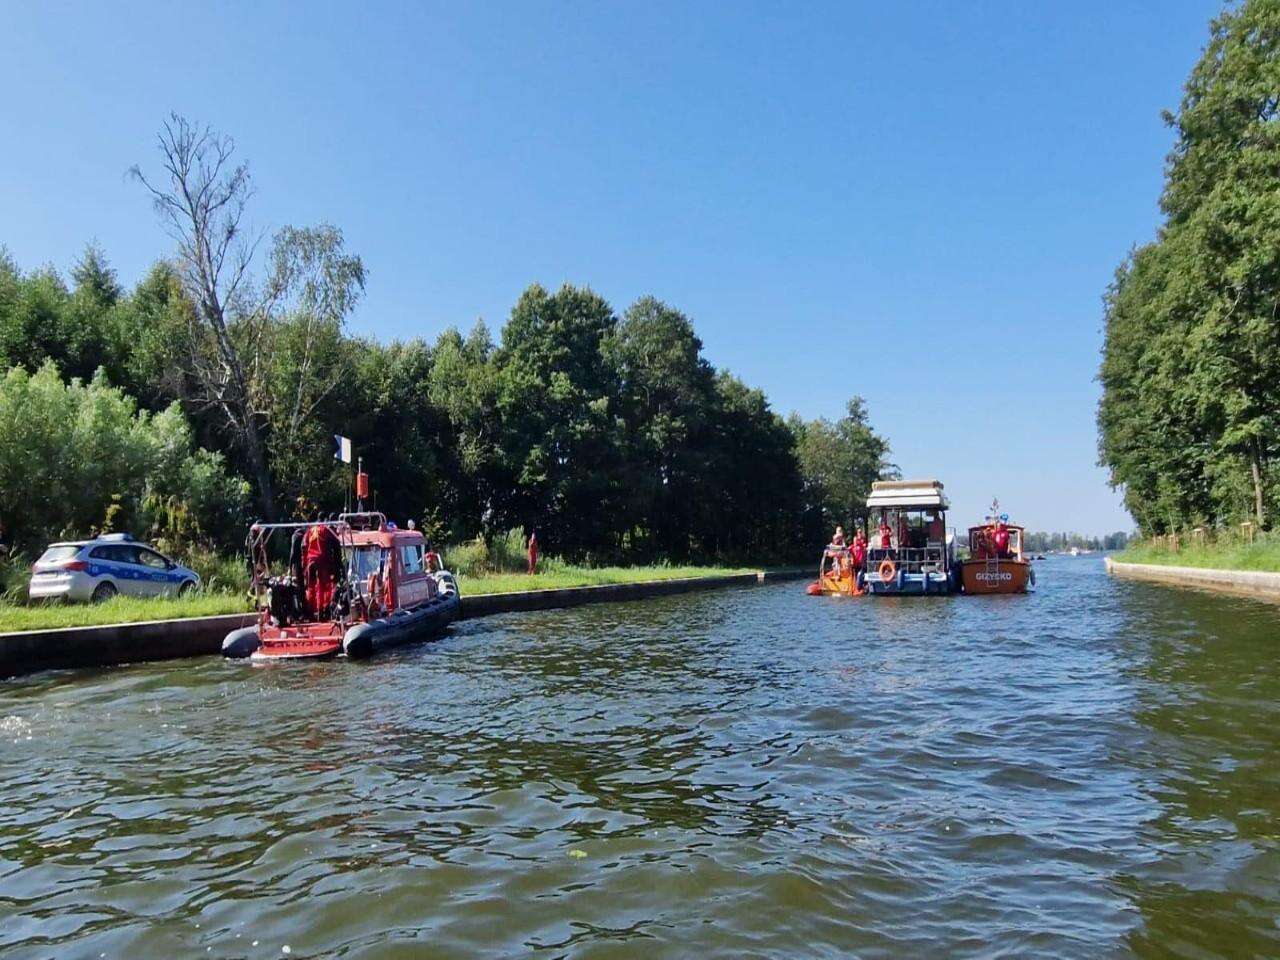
[303,522,342,618]
[851,528,867,569]
[527,530,539,575]
[993,521,1011,559]
[831,525,846,548]
[878,519,893,551]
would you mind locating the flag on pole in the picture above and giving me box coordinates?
[334,435,352,463]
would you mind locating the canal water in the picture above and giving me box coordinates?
[1,559,1277,958]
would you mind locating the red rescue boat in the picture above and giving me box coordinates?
[223,495,460,662]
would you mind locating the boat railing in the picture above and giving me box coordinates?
[866,546,947,574]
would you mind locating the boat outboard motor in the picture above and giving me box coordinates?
[266,576,304,626]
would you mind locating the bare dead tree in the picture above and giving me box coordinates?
[132,115,366,519]
[130,114,279,518]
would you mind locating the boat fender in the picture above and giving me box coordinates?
[343,621,378,660]
[878,559,896,584]
[222,626,261,659]
[1029,566,1036,587]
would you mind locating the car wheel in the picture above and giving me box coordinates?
[178,580,196,598]
[91,581,118,603]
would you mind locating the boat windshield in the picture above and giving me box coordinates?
[345,545,383,580]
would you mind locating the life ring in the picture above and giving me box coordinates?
[878,559,896,584]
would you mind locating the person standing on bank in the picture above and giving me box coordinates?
[527,530,539,575]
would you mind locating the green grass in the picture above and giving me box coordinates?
[1114,536,1280,573]
[458,565,754,595]
[0,593,251,633]
[0,565,755,632]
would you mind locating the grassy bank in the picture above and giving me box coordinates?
[460,565,753,595]
[0,565,755,632]
[1114,536,1280,573]
[0,593,250,633]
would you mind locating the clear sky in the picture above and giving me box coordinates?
[1,1,1222,535]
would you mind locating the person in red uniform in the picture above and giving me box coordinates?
[303,522,342,618]
[527,530,539,575]
[851,529,867,572]
[878,520,893,550]
[993,521,1011,558]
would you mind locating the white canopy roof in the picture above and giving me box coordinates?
[866,479,949,510]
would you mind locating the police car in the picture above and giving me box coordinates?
[28,533,200,602]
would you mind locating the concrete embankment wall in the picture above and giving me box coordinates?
[1105,557,1280,602]
[0,569,809,680]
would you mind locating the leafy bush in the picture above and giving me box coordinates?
[178,545,250,595]
[444,537,489,578]
[0,362,249,555]
[0,553,30,603]
[443,528,540,577]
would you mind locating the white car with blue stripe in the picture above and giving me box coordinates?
[28,534,200,603]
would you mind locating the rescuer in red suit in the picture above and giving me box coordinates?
[851,529,867,571]
[303,523,342,618]
[993,522,1011,559]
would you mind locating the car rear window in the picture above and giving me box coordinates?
[37,546,81,564]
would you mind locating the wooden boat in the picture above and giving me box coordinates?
[959,502,1034,595]
[222,504,460,662]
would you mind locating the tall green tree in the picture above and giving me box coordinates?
[495,283,624,556]
[606,296,717,561]
[791,397,895,536]
[1100,0,1280,533]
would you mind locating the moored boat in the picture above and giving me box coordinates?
[959,502,1034,595]
[860,480,959,596]
[806,544,865,596]
[222,503,460,662]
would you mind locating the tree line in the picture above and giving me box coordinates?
[0,116,894,566]
[1022,531,1129,554]
[1099,1,1280,537]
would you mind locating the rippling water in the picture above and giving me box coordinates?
[1,558,1278,958]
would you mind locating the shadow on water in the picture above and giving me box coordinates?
[0,558,1277,957]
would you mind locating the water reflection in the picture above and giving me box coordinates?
[1110,584,1280,958]
[0,560,1277,957]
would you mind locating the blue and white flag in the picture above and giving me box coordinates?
[334,435,353,463]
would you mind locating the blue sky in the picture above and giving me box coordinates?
[2,2,1220,535]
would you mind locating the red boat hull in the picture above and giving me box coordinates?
[250,621,344,661]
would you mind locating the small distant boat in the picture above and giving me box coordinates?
[959,500,1033,595]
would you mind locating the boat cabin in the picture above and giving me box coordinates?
[862,479,957,595]
[340,513,440,612]
[967,521,1025,562]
